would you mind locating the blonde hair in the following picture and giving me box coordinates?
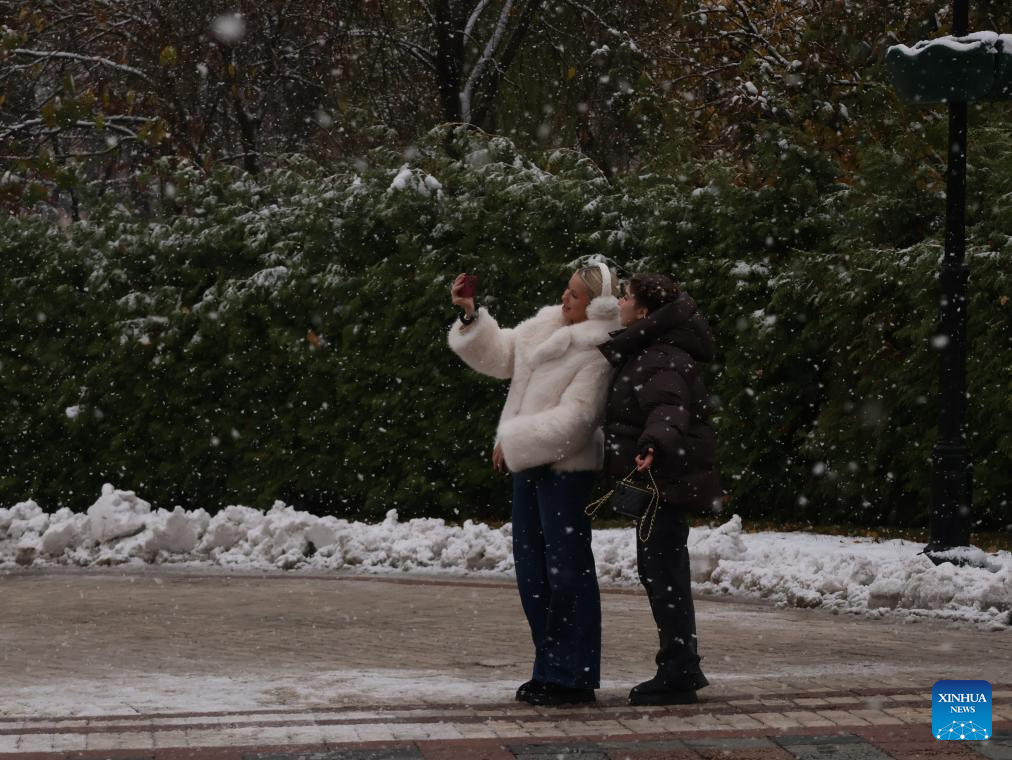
[576,265,619,299]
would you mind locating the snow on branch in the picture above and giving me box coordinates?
[0,115,154,142]
[728,0,793,68]
[460,0,514,123]
[11,48,158,86]
[561,1,641,54]
[344,30,438,72]
[463,0,494,44]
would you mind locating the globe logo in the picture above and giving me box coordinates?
[932,680,992,742]
[936,721,989,741]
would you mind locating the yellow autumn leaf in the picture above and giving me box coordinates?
[160,45,178,66]
[567,66,577,80]
[138,120,167,146]
[40,100,58,127]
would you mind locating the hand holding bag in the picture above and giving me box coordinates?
[586,467,661,542]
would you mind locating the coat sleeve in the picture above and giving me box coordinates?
[447,310,516,380]
[496,356,610,472]
[635,366,693,459]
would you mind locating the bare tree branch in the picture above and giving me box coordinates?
[11,48,158,86]
[460,0,514,123]
[344,29,438,72]
[463,0,494,44]
[728,0,793,67]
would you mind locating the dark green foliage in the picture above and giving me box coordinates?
[1,128,1008,529]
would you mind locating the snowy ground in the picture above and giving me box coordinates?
[2,484,1010,630]
[0,670,530,716]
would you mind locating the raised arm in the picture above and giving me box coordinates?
[447,272,516,379]
[447,308,517,380]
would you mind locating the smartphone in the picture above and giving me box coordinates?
[458,274,479,299]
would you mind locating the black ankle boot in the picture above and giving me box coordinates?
[515,679,544,702]
[526,682,596,706]
[629,671,708,706]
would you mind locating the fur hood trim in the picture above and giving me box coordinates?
[528,305,618,367]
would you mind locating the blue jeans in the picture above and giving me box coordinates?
[511,466,601,689]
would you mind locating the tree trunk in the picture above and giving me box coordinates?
[433,0,464,122]
[470,0,540,130]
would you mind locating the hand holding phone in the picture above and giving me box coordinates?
[451,273,479,313]
[458,274,478,299]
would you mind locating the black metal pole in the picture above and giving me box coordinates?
[926,0,973,555]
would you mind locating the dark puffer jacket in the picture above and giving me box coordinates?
[597,292,720,509]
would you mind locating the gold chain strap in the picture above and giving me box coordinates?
[583,490,612,518]
[585,467,663,544]
[636,467,661,543]
[585,467,638,517]
[584,483,619,519]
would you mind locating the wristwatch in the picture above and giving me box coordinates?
[460,308,480,326]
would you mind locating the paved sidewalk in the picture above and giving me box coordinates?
[0,567,1009,758]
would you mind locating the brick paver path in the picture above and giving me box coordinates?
[0,567,1008,758]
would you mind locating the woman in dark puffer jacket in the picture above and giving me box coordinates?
[597,272,721,706]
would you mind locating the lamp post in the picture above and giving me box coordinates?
[882,1,1011,558]
[928,0,973,556]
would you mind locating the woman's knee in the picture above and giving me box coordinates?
[546,556,598,594]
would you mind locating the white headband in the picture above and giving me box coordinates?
[596,262,612,298]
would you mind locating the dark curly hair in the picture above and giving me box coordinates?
[627,272,680,314]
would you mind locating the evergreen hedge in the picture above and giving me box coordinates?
[1,127,1008,528]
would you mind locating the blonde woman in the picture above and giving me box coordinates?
[448,263,620,706]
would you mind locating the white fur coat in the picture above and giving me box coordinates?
[448,299,620,473]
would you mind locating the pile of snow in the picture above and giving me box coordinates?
[2,485,1009,629]
[1,485,513,574]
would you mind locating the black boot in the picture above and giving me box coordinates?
[515,679,544,702]
[629,671,708,706]
[526,682,596,706]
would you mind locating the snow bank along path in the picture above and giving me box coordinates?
[2,484,1009,629]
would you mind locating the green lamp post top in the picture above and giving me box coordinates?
[886,31,1012,104]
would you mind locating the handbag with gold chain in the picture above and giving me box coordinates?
[585,467,661,542]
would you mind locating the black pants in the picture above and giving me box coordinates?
[636,505,704,685]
